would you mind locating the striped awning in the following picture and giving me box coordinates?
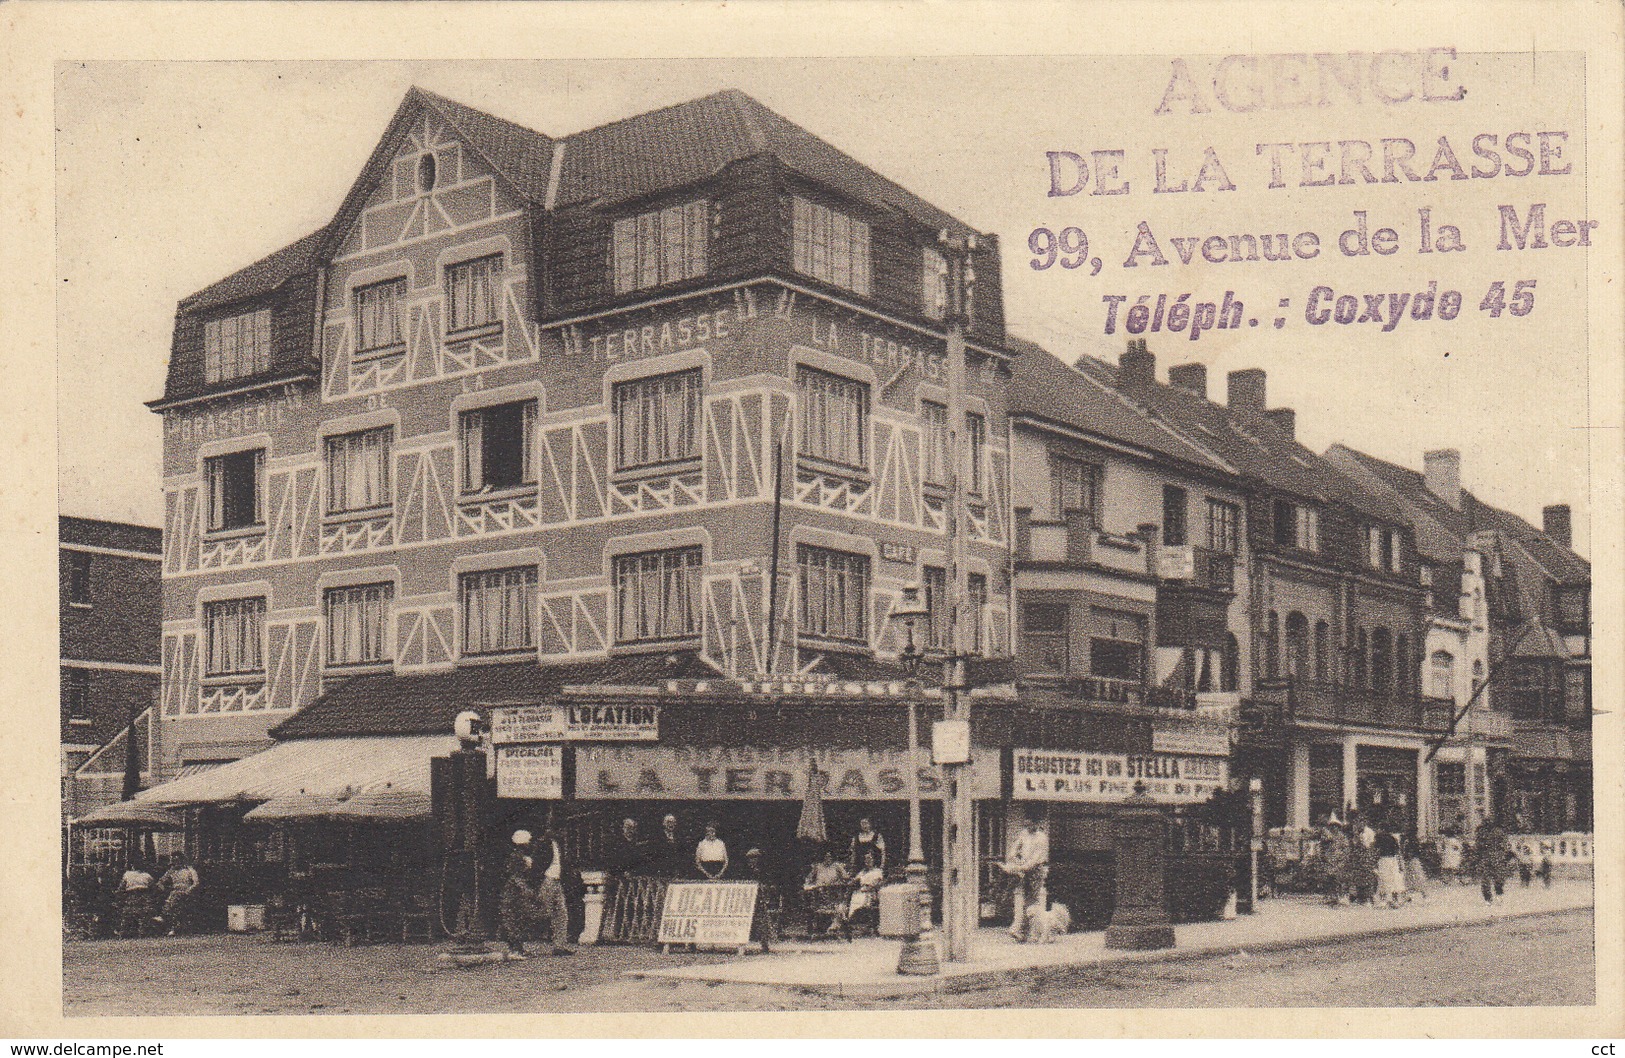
[135,735,459,806]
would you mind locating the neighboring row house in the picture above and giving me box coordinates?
[1327,446,1592,834]
[59,516,162,825]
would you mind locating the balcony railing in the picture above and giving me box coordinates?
[1254,678,1447,731]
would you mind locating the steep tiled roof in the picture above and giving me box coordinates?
[178,226,330,315]
[554,89,978,236]
[178,88,984,318]
[1006,337,1233,478]
[269,653,722,740]
[1330,445,1589,583]
[1071,353,1407,525]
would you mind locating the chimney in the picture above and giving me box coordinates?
[1227,368,1266,414]
[1266,408,1296,440]
[1542,504,1571,548]
[1168,363,1207,398]
[1119,338,1156,390]
[1423,449,1462,510]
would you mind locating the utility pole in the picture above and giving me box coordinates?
[940,230,977,963]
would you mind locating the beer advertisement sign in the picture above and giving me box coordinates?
[1013,749,1228,804]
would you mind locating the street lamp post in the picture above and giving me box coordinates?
[889,585,941,976]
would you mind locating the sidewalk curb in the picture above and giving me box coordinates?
[650,902,1593,1000]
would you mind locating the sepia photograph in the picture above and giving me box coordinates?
[7,3,1618,1038]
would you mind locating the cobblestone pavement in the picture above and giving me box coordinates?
[63,908,1593,1014]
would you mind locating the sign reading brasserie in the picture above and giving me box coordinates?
[1013,749,1228,804]
[576,744,999,800]
[490,703,659,744]
[495,744,563,800]
[656,881,759,947]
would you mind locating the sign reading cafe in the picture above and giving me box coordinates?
[1013,749,1228,804]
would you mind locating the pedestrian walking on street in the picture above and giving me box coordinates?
[499,847,541,960]
[1374,831,1407,908]
[1320,816,1350,905]
[1474,817,1511,904]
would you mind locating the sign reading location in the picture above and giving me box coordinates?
[490,703,660,744]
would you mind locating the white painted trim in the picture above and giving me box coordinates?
[61,659,161,675]
[60,543,161,562]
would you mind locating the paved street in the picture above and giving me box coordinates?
[63,906,1593,1015]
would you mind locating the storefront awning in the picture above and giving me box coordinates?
[134,735,459,806]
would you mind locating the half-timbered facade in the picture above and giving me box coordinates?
[149,87,1014,781]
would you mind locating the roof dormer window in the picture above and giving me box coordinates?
[203,308,272,385]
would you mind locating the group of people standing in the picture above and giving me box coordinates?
[110,853,201,937]
[1317,811,1518,908]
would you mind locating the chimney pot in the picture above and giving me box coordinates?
[1423,448,1462,510]
[1266,408,1296,440]
[1542,504,1572,549]
[1168,363,1208,398]
[1227,368,1267,414]
[1119,338,1156,391]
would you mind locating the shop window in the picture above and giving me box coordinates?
[204,449,265,532]
[203,308,272,384]
[460,567,537,656]
[204,597,266,676]
[460,400,536,493]
[614,369,702,470]
[445,254,503,333]
[796,545,869,643]
[1162,486,1188,546]
[797,367,868,468]
[792,196,870,296]
[67,551,92,607]
[325,583,393,666]
[1021,602,1068,675]
[325,428,393,513]
[354,277,406,354]
[614,547,702,643]
[612,200,708,295]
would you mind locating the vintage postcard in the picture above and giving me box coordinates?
[2,0,1619,1041]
